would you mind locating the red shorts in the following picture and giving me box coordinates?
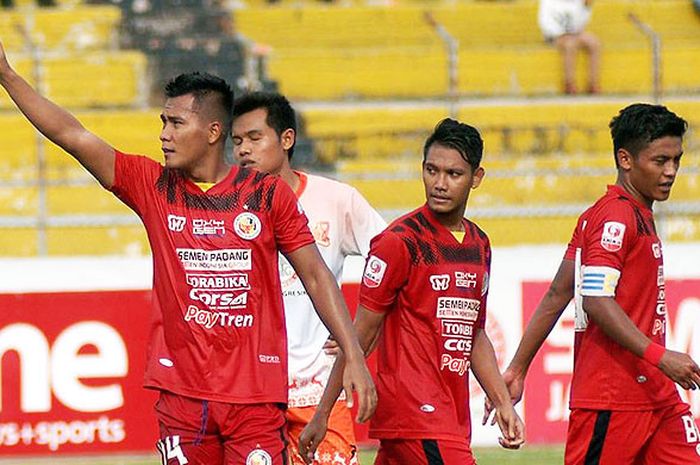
[154,390,288,465]
[565,402,700,465]
[374,438,475,465]
[286,401,357,465]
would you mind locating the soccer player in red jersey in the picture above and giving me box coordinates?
[484,103,700,464]
[299,118,525,465]
[0,41,376,465]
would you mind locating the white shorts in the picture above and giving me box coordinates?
[538,0,592,40]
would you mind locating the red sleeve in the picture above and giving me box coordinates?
[563,218,581,261]
[581,203,636,272]
[477,237,491,330]
[359,231,409,314]
[109,151,162,216]
[271,177,315,254]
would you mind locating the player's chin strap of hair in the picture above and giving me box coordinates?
[643,342,666,367]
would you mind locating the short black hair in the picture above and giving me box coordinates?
[165,72,234,136]
[609,103,687,167]
[423,118,484,170]
[233,92,297,159]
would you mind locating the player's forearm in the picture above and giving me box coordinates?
[305,269,364,362]
[314,353,346,421]
[1,67,88,152]
[583,296,651,357]
[471,330,511,407]
[509,259,574,375]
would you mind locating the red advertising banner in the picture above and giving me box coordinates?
[0,290,158,455]
[0,285,370,456]
[522,279,700,444]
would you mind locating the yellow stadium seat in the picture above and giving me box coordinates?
[46,225,149,256]
[4,5,121,51]
[47,184,134,215]
[43,51,148,107]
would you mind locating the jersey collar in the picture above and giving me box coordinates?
[607,184,652,212]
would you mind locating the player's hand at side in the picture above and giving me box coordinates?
[343,355,377,423]
[493,404,525,450]
[298,413,327,465]
[483,367,524,426]
[323,336,341,356]
[658,349,700,390]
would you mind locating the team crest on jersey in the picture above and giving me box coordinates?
[310,221,331,247]
[600,221,625,252]
[234,212,261,240]
[246,448,272,465]
[363,255,387,288]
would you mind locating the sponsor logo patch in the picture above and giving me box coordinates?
[167,214,186,232]
[440,354,470,376]
[600,221,625,252]
[193,219,225,236]
[184,305,254,329]
[429,274,450,291]
[444,338,473,353]
[177,248,251,271]
[455,271,477,289]
[234,212,262,240]
[363,255,387,288]
[441,320,473,339]
[436,297,480,321]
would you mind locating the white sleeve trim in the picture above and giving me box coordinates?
[581,265,621,297]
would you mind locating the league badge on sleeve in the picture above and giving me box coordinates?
[600,221,625,252]
[363,255,387,288]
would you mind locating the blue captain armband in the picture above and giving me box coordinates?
[581,266,620,297]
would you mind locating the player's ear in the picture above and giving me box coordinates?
[208,120,224,145]
[617,148,633,171]
[471,166,485,189]
[280,128,295,151]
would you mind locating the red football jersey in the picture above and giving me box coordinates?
[111,152,315,404]
[565,185,679,410]
[359,205,491,442]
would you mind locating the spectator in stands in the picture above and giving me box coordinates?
[538,0,601,95]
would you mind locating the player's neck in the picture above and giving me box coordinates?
[185,154,230,184]
[279,165,301,193]
[615,176,653,209]
[431,207,466,232]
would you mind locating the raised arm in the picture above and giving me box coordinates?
[0,42,115,187]
[583,296,700,390]
[297,305,385,464]
[471,328,525,449]
[285,244,377,419]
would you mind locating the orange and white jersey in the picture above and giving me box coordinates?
[281,172,386,408]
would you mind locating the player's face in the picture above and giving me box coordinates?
[422,143,484,218]
[621,136,683,207]
[159,94,210,171]
[232,108,293,176]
